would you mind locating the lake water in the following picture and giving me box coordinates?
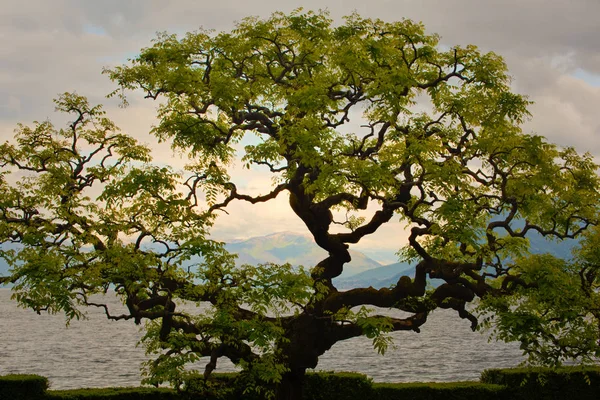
[0,288,524,389]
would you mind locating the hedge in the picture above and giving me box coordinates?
[183,371,373,400]
[3,367,600,400]
[372,381,507,400]
[0,374,49,400]
[46,387,179,400]
[303,372,373,400]
[481,366,600,400]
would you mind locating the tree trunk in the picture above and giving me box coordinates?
[275,368,306,400]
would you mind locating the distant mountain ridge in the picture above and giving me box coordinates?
[224,231,382,279]
[333,261,412,290]
[0,259,7,279]
[0,232,384,285]
[0,230,578,290]
[336,231,578,290]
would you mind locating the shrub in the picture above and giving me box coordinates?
[303,372,373,400]
[372,381,507,400]
[9,369,600,400]
[0,374,49,400]
[481,366,600,400]
[183,373,238,400]
[45,387,178,400]
[182,371,373,400]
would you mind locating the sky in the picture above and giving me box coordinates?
[1,0,599,264]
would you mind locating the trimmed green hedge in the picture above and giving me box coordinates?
[46,387,179,400]
[3,367,600,399]
[481,366,600,400]
[303,372,373,400]
[184,373,250,400]
[183,371,373,400]
[0,374,49,400]
[372,381,507,400]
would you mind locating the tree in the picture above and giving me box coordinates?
[2,10,599,400]
[0,93,312,396]
[477,224,600,366]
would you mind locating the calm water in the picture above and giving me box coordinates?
[0,288,523,389]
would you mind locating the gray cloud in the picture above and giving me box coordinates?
[1,0,599,255]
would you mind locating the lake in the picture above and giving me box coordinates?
[0,288,524,389]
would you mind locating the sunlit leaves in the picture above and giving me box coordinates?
[0,93,217,320]
[103,10,600,379]
[105,9,533,219]
[4,8,600,394]
[103,10,597,294]
[478,239,600,366]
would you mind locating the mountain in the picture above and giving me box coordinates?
[0,243,16,286]
[526,230,576,259]
[0,258,8,277]
[225,232,382,279]
[0,230,580,290]
[334,261,412,290]
[338,232,580,290]
[0,232,382,287]
[0,258,11,287]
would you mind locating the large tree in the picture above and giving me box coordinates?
[2,10,599,400]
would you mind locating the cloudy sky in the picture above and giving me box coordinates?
[2,0,599,264]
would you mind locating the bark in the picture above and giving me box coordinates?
[274,314,337,400]
[275,368,306,400]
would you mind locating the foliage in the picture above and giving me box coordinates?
[0,93,313,395]
[46,387,178,400]
[477,225,600,366]
[329,306,395,355]
[3,369,600,400]
[372,381,507,400]
[182,371,373,400]
[2,8,600,399]
[0,374,48,400]
[183,373,237,399]
[303,372,373,400]
[481,366,600,400]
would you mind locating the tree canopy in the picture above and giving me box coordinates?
[478,225,600,366]
[1,9,599,400]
